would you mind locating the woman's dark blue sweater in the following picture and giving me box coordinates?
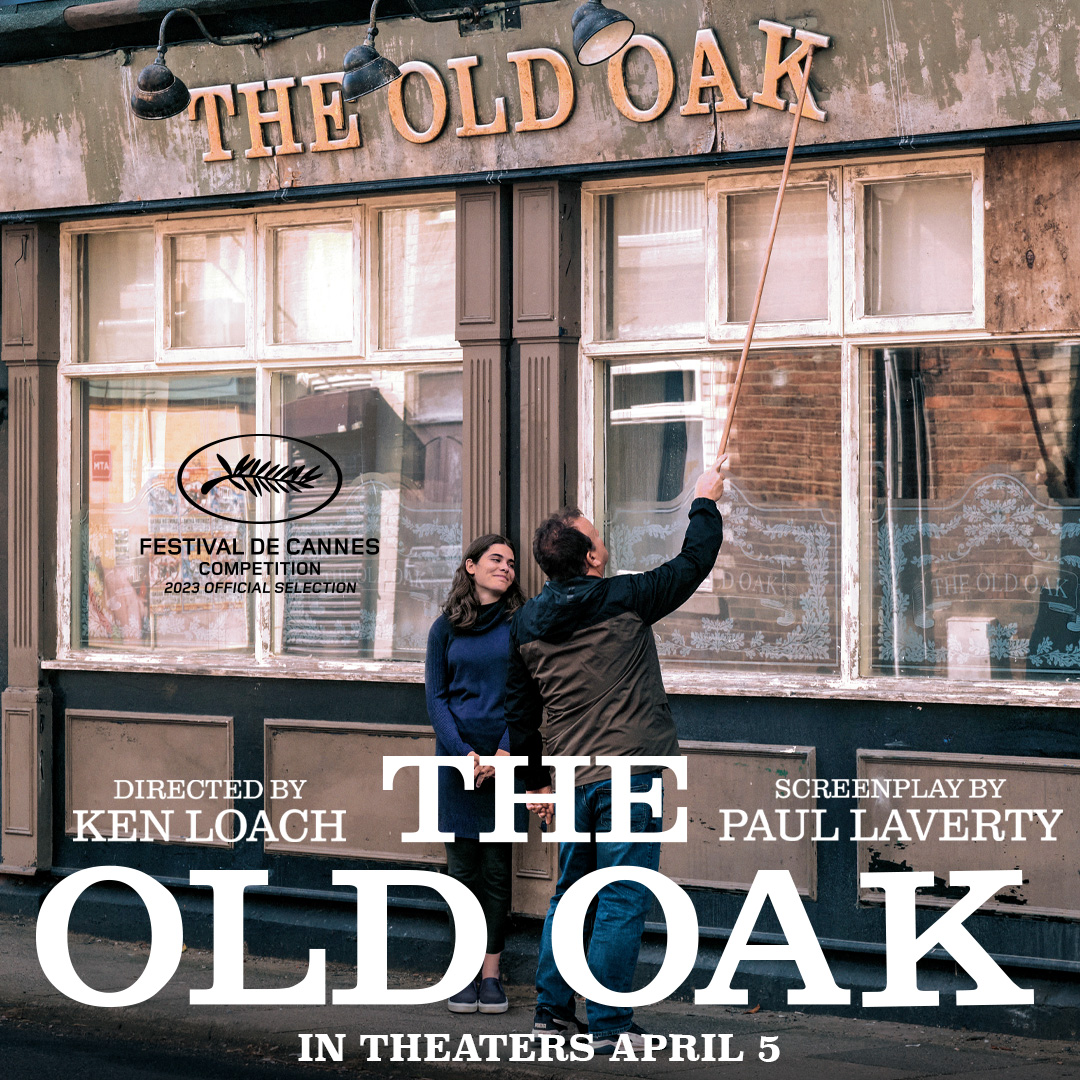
[425,600,511,838]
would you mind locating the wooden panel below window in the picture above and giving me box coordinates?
[661,741,817,898]
[857,749,1080,919]
[263,719,443,863]
[65,709,232,846]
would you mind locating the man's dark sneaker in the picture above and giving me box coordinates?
[447,980,478,1013]
[531,1007,585,1038]
[591,1022,649,1055]
[477,976,508,1014]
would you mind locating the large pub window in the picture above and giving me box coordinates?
[585,170,844,676]
[863,341,1080,681]
[60,198,461,667]
[581,156,1070,691]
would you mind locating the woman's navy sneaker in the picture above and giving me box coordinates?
[477,976,508,1013]
[447,980,478,1013]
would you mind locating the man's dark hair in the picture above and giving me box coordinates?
[533,507,592,582]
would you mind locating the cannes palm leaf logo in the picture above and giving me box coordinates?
[201,453,322,498]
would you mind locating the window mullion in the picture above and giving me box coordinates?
[254,367,273,663]
[840,337,860,683]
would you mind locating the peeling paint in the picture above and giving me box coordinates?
[0,2,1078,213]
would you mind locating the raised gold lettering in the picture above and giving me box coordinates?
[387,61,448,144]
[752,20,830,121]
[300,72,361,152]
[187,85,236,162]
[506,48,574,132]
[237,77,304,158]
[679,28,747,116]
[447,55,508,137]
[607,34,674,123]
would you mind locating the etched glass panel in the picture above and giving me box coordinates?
[596,186,706,340]
[865,175,973,316]
[75,230,155,362]
[864,342,1080,679]
[272,222,353,344]
[275,366,462,660]
[605,348,841,672]
[728,186,828,323]
[378,205,456,350]
[76,376,256,652]
[169,230,246,348]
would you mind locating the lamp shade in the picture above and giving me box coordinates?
[130,56,191,120]
[572,0,634,65]
[342,42,402,101]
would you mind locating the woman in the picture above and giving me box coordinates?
[425,534,525,1015]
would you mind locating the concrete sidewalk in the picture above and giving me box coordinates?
[1,911,1078,1079]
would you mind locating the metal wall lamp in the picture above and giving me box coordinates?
[571,0,634,65]
[342,0,403,101]
[400,0,635,65]
[130,7,265,119]
[130,0,638,119]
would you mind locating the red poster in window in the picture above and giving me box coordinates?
[91,450,111,481]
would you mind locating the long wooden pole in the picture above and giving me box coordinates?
[716,45,817,461]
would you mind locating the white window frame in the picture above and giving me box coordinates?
[367,193,461,363]
[708,165,843,341]
[844,155,985,335]
[158,214,256,365]
[582,177,710,354]
[579,152,1080,708]
[53,193,461,683]
[608,358,705,424]
[257,206,364,361]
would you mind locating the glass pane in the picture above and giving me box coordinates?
[272,223,353,344]
[728,186,828,323]
[379,206,456,349]
[864,342,1080,680]
[76,231,155,363]
[605,349,841,673]
[866,176,973,316]
[77,376,256,652]
[170,231,246,348]
[275,366,463,660]
[596,186,706,340]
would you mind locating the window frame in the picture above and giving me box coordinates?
[54,194,462,681]
[707,165,843,341]
[256,205,364,361]
[581,152,1080,706]
[367,193,461,362]
[844,155,985,335]
[582,177,711,355]
[158,213,257,365]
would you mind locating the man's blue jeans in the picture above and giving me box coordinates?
[535,770,663,1038]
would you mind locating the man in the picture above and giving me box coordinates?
[504,460,726,1054]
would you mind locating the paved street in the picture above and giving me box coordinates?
[3,913,1079,1079]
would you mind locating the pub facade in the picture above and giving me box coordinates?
[2,0,1080,1034]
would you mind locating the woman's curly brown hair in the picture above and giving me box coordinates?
[442,534,526,629]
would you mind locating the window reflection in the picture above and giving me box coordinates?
[76,230,155,363]
[170,231,246,349]
[272,223,353,344]
[865,342,1080,679]
[606,349,841,672]
[78,376,256,651]
[865,176,973,316]
[276,367,463,659]
[378,206,456,350]
[595,186,706,341]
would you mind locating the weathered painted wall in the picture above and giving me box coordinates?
[0,0,1078,213]
[985,142,1080,334]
